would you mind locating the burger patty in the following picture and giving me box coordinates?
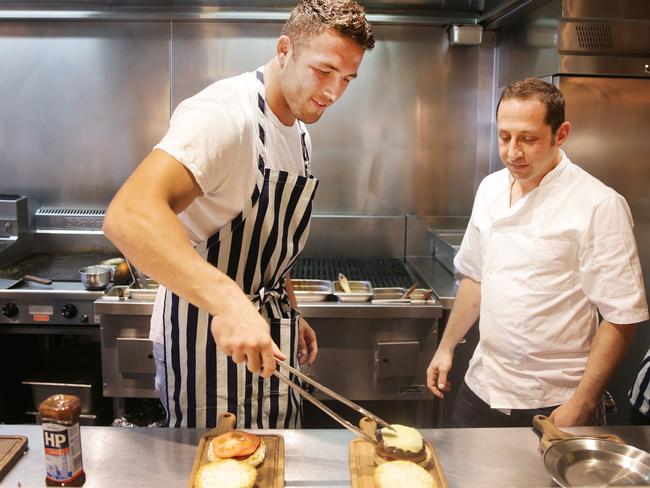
[375,431,427,463]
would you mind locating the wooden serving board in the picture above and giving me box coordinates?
[0,435,28,481]
[188,413,284,488]
[349,418,448,488]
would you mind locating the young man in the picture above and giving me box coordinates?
[103,0,374,428]
[427,78,648,428]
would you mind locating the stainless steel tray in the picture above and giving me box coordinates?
[373,287,406,299]
[372,287,410,304]
[332,280,373,302]
[371,287,436,304]
[292,279,333,302]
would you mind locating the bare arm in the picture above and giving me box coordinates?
[550,320,637,427]
[103,149,284,377]
[427,276,481,398]
[285,274,318,365]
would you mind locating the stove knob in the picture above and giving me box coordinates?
[1,303,19,318]
[61,304,78,319]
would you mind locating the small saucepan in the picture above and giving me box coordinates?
[79,265,112,290]
[533,415,650,487]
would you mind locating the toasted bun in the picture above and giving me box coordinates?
[374,443,432,468]
[194,459,257,488]
[242,438,266,467]
[207,437,266,467]
[374,460,434,488]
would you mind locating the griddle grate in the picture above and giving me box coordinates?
[291,258,414,288]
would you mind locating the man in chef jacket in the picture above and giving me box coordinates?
[427,78,648,427]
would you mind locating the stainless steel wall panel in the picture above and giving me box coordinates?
[170,22,486,216]
[0,22,169,209]
[563,0,650,21]
[170,21,279,108]
[300,216,406,258]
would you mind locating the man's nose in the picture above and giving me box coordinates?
[324,77,347,104]
[507,140,523,160]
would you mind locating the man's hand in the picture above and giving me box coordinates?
[427,348,454,399]
[298,317,318,365]
[549,398,596,427]
[210,301,286,378]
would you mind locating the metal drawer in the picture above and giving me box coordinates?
[117,337,155,375]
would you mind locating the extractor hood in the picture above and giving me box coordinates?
[0,0,550,25]
[498,0,650,78]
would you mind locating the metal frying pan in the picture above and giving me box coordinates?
[533,415,650,487]
[0,274,52,289]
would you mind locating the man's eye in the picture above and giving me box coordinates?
[499,135,510,142]
[317,68,330,75]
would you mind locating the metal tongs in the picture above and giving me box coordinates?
[273,360,396,444]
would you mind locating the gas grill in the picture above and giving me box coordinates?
[291,257,415,288]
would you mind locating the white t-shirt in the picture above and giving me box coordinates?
[455,151,648,409]
[149,68,311,344]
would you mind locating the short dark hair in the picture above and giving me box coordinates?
[281,0,375,51]
[496,78,566,134]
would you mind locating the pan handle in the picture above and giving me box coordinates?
[204,412,237,438]
[23,274,53,285]
[533,415,573,441]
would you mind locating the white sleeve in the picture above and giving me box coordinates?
[579,193,649,324]
[154,98,248,195]
[453,183,484,282]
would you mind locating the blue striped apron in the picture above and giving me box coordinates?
[160,70,318,428]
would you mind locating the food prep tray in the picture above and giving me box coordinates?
[371,287,410,304]
[371,287,436,304]
[332,280,373,302]
[292,279,333,302]
[188,413,284,488]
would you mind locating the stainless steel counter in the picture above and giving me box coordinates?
[94,296,442,319]
[2,424,649,487]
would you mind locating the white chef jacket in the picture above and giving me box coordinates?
[456,151,648,409]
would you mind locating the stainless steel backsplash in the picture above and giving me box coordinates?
[0,20,493,217]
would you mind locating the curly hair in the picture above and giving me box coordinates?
[497,78,566,135]
[281,0,375,51]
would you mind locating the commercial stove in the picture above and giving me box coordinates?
[0,196,120,424]
[0,252,116,327]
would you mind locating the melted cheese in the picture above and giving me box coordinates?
[380,424,423,453]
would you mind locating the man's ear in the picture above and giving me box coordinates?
[277,35,291,67]
[554,121,571,147]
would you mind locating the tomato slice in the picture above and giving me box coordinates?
[211,431,260,459]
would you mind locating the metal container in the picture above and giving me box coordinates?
[332,280,373,302]
[292,279,332,302]
[372,287,406,300]
[22,381,95,413]
[79,265,112,290]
